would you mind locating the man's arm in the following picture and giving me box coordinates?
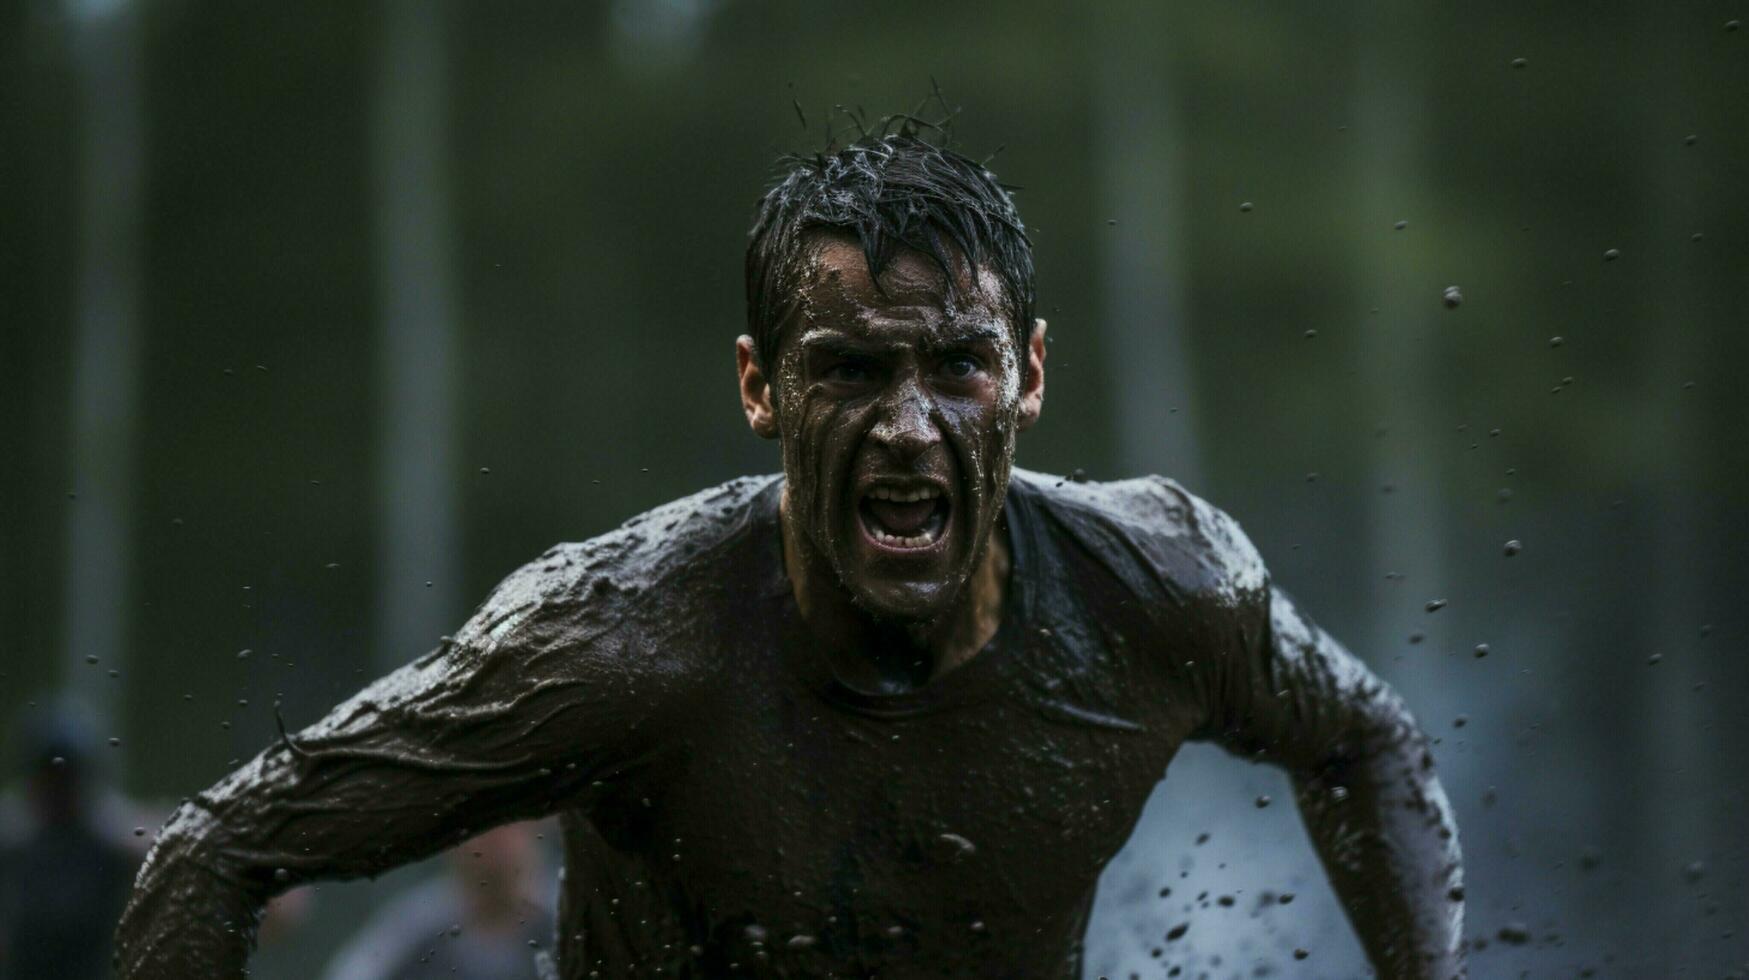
[1196,584,1466,978]
[114,560,674,978]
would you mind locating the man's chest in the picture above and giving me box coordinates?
[616,666,1191,953]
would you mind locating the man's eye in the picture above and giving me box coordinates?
[942,355,981,379]
[826,362,871,384]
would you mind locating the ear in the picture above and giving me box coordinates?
[1017,318,1047,431]
[736,336,780,439]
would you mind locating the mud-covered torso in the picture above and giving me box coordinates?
[542,472,1266,979]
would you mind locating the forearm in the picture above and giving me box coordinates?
[114,801,272,977]
[113,652,589,977]
[1293,708,1465,979]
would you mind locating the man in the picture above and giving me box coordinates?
[116,134,1465,978]
[320,822,557,980]
[2,701,147,980]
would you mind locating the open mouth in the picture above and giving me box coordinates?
[857,484,951,552]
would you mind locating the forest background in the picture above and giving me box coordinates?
[2,2,1745,976]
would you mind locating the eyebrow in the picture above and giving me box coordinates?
[794,322,1005,354]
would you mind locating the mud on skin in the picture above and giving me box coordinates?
[769,231,1025,685]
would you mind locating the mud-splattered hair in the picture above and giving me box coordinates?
[744,134,1034,374]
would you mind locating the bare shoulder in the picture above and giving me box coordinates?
[1010,468,1268,604]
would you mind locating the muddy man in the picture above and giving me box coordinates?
[116,134,1465,978]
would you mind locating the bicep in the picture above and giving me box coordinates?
[1194,586,1404,773]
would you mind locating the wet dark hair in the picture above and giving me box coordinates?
[744,134,1034,374]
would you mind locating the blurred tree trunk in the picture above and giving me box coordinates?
[1091,4,1201,489]
[373,0,461,671]
[1639,10,1709,940]
[62,0,144,732]
[1,1,76,719]
[1351,10,1449,671]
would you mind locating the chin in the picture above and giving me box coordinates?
[846,576,962,625]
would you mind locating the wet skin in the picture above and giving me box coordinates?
[114,244,1466,979]
[737,231,1045,690]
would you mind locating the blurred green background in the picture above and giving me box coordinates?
[2,1,1746,976]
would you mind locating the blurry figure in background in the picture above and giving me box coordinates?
[0,699,149,980]
[321,821,556,980]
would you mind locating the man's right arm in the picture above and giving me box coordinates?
[114,562,674,978]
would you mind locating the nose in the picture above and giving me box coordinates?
[869,379,942,463]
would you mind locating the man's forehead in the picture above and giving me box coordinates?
[796,232,1005,322]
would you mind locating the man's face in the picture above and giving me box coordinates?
[764,233,1027,623]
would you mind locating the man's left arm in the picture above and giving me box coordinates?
[1196,584,1466,979]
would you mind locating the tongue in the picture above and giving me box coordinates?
[866,498,936,535]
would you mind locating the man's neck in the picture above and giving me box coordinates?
[779,490,1009,692]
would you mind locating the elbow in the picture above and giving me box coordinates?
[135,798,269,898]
[1292,682,1437,791]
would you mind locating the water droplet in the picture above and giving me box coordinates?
[1442,285,1463,308]
[938,832,977,860]
[1503,539,1522,556]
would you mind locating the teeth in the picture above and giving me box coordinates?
[870,525,942,548]
[867,486,942,502]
